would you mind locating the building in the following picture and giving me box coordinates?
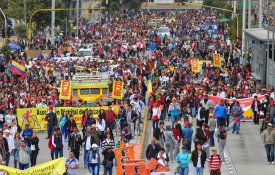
[243,28,275,87]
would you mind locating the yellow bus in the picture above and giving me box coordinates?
[71,73,110,105]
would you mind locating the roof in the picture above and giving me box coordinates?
[244,28,274,41]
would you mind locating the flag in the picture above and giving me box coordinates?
[10,60,26,76]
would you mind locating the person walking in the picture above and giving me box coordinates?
[261,123,275,164]
[164,125,177,163]
[196,103,206,126]
[58,110,69,141]
[83,130,96,168]
[191,142,207,175]
[3,129,13,166]
[65,151,80,175]
[156,147,170,167]
[213,100,227,127]
[13,132,21,168]
[16,140,31,170]
[216,126,227,161]
[105,106,116,130]
[52,128,64,159]
[153,121,165,148]
[194,122,205,150]
[45,107,58,139]
[251,96,261,125]
[101,133,115,150]
[65,115,77,137]
[176,146,190,175]
[200,94,213,124]
[68,127,82,160]
[152,103,161,130]
[146,138,161,160]
[182,121,193,153]
[0,131,8,166]
[30,132,39,167]
[208,147,222,175]
[209,115,216,147]
[102,147,115,175]
[168,98,180,126]
[87,144,100,175]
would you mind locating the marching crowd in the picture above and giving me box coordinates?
[0,7,275,175]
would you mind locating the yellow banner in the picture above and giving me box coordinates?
[147,80,152,95]
[112,81,124,100]
[0,158,65,175]
[213,53,221,67]
[191,59,200,73]
[59,80,72,100]
[17,107,108,130]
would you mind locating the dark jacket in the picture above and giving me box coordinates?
[102,149,115,167]
[251,100,261,112]
[153,128,161,140]
[146,143,161,160]
[82,135,96,151]
[65,119,77,133]
[45,112,58,126]
[191,149,207,168]
[30,137,40,151]
[0,137,9,153]
[68,133,82,150]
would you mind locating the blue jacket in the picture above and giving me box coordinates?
[176,152,190,168]
[214,104,227,118]
[182,127,193,141]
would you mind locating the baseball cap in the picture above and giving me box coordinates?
[181,146,187,150]
[267,123,272,127]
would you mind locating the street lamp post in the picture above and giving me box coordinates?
[0,8,7,45]
[51,0,55,44]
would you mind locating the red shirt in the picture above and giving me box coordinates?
[208,154,222,170]
[172,128,181,142]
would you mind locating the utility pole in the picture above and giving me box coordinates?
[241,0,246,64]
[259,0,262,27]
[147,0,149,13]
[76,0,79,38]
[51,0,55,44]
[248,0,251,28]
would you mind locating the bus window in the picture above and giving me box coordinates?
[103,88,108,94]
[90,88,100,94]
[80,89,90,95]
[73,89,78,96]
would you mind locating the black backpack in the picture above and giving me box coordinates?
[196,128,205,141]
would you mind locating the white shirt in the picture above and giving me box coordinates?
[4,135,14,153]
[85,136,92,150]
[197,152,202,168]
[152,107,161,119]
[96,119,106,132]
[5,114,16,126]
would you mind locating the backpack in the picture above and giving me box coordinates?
[196,128,205,141]
[219,130,227,139]
[210,155,221,163]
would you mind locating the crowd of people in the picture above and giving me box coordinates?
[0,6,275,175]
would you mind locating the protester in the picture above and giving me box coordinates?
[176,146,190,175]
[52,127,64,159]
[87,144,100,175]
[83,130,96,168]
[13,132,21,168]
[4,129,13,166]
[146,138,161,160]
[191,142,207,175]
[16,140,31,170]
[164,125,176,163]
[30,132,39,167]
[58,110,69,141]
[65,151,80,175]
[45,107,58,139]
[0,131,8,165]
[102,147,115,175]
[182,121,193,153]
[9,119,21,138]
[216,126,227,161]
[208,147,222,175]
[157,147,170,167]
[101,133,115,150]
[5,110,16,127]
[209,115,217,147]
[200,95,213,124]
[153,121,165,148]
[213,100,227,127]
[68,127,82,160]
[251,96,261,125]
[168,98,180,126]
[261,123,275,164]
[21,124,33,145]
[152,103,161,129]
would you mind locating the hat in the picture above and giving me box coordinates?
[181,146,187,149]
[86,130,92,134]
[92,143,98,148]
[184,121,190,126]
[4,129,10,133]
[268,123,272,127]
[8,109,13,113]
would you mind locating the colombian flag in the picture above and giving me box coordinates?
[10,61,26,76]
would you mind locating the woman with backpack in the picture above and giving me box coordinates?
[58,111,69,141]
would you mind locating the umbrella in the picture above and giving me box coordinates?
[219,18,230,23]
[8,43,20,50]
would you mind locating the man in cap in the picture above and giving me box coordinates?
[261,123,275,164]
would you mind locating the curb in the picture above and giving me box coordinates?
[139,107,148,159]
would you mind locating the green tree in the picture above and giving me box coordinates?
[14,24,27,38]
[125,0,141,10]
[0,45,10,62]
[109,1,120,11]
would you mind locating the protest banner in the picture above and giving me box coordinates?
[125,161,148,175]
[208,95,265,120]
[191,59,200,73]
[213,53,221,67]
[16,106,107,130]
[115,145,135,175]
[59,80,72,100]
[147,158,170,173]
[0,158,65,175]
[112,81,124,100]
